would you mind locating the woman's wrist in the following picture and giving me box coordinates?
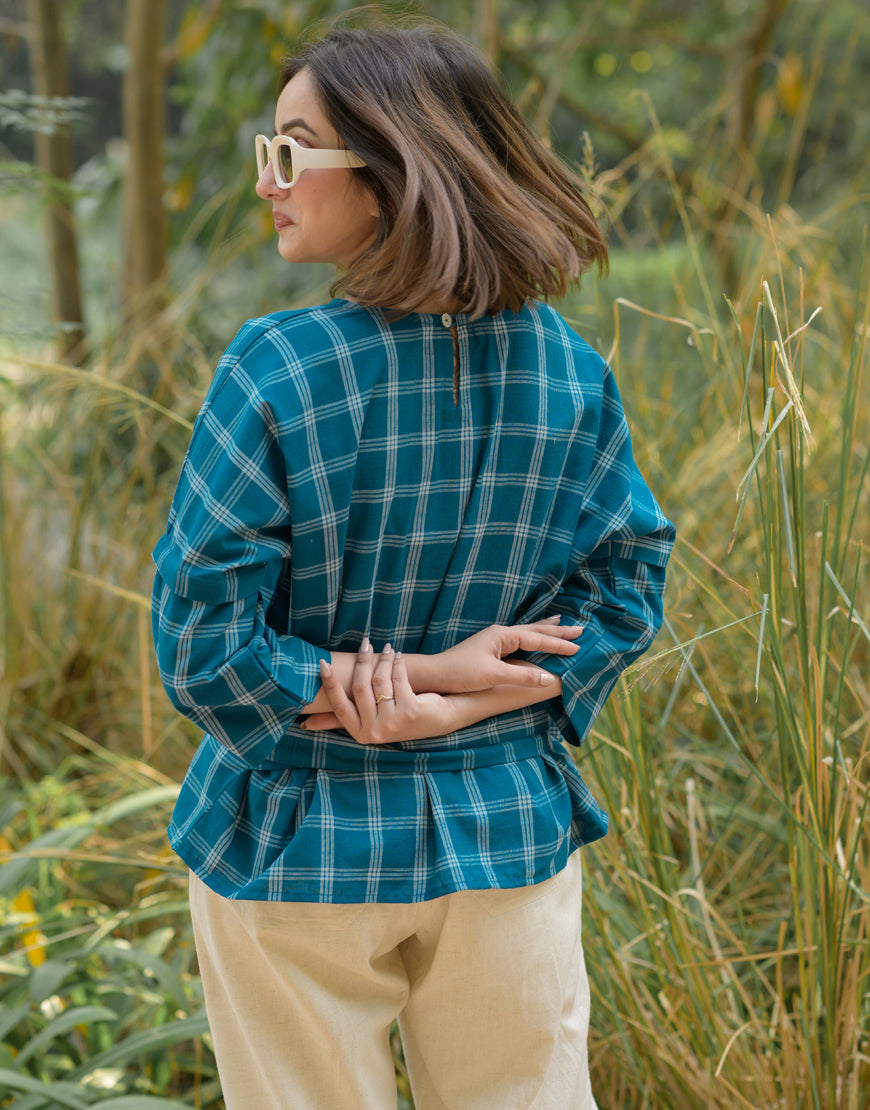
[402,652,442,694]
[304,649,447,712]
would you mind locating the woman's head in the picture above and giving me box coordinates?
[277,20,608,317]
[256,67,381,271]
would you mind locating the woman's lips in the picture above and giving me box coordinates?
[273,213,294,230]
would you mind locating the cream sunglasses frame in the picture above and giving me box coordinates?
[255,134,366,188]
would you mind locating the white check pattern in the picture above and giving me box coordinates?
[152,299,674,902]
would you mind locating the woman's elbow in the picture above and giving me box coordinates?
[154,634,225,716]
[156,655,203,715]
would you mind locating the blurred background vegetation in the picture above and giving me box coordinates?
[0,0,868,1107]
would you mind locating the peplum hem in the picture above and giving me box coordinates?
[169,734,607,904]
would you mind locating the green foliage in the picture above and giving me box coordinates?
[0,772,218,1107]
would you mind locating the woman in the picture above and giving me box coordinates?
[152,19,674,1110]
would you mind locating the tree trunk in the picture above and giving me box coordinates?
[712,0,793,293]
[27,0,86,365]
[736,0,792,152]
[474,0,500,67]
[122,0,167,326]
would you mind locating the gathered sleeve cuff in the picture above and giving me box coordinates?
[151,574,328,765]
[534,554,669,745]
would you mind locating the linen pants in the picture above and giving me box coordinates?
[189,849,597,1110]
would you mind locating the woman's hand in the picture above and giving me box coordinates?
[308,643,462,745]
[423,617,582,694]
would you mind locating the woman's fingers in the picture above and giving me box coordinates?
[319,658,360,731]
[492,661,557,687]
[350,637,377,718]
[317,644,459,744]
[371,643,396,709]
[391,651,414,710]
[300,709,342,731]
[469,621,583,688]
[510,620,583,654]
[320,640,404,744]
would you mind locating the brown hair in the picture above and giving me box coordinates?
[280,20,608,318]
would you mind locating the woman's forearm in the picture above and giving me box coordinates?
[445,663,563,730]
[302,650,458,713]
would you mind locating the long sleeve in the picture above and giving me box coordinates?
[525,362,674,744]
[151,325,328,766]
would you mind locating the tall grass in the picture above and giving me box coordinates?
[576,195,869,1105]
[585,273,868,1107]
[1,157,868,1110]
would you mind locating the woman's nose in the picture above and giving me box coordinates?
[255,162,284,199]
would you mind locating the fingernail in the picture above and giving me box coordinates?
[545,615,561,623]
[298,718,308,730]
[361,637,371,652]
[383,643,393,654]
[320,659,332,677]
[538,671,555,684]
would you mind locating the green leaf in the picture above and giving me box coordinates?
[15,1005,118,1066]
[29,957,76,1003]
[0,1003,31,1043]
[95,1099,193,1110]
[100,942,187,1010]
[97,788,181,828]
[69,1014,210,1080]
[0,1070,91,1110]
[0,825,94,895]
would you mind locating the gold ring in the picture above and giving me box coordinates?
[375,695,395,705]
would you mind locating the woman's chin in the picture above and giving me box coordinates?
[276,238,302,264]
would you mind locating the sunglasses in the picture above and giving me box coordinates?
[255,134,366,188]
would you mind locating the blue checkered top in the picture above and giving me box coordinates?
[152,299,674,902]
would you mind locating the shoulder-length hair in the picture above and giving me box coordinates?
[280,20,608,318]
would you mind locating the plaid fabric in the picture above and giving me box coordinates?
[152,299,674,902]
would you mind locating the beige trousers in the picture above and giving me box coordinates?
[189,850,597,1110]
